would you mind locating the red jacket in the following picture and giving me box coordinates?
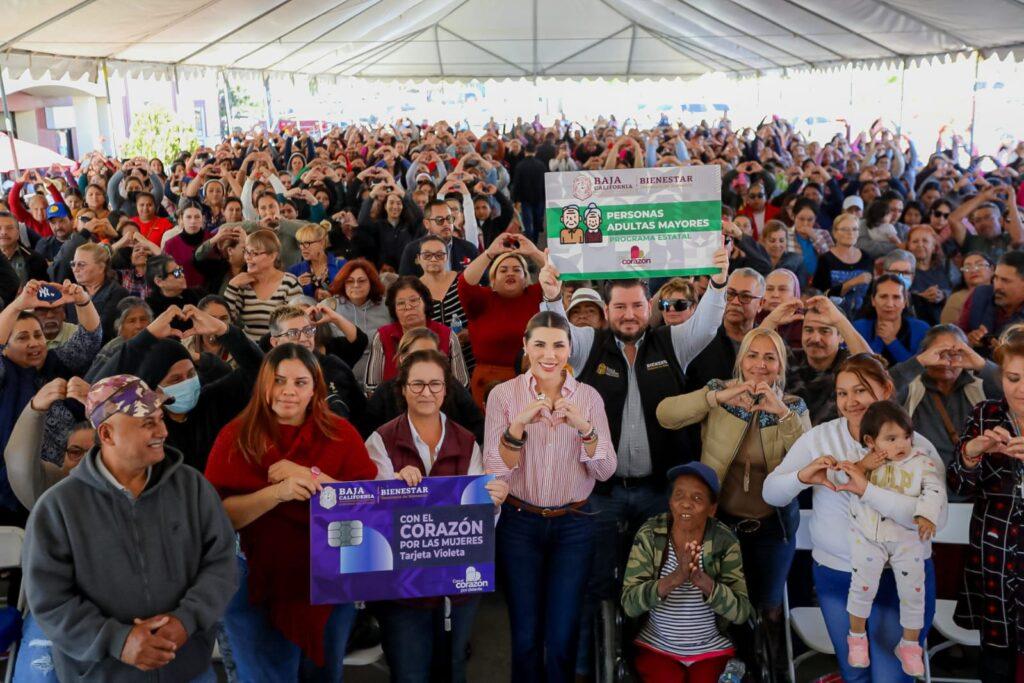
[8,181,65,238]
[378,319,452,382]
[737,203,781,241]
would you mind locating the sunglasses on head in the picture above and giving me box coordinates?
[659,298,694,312]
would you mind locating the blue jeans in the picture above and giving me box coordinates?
[519,201,545,243]
[223,556,357,683]
[577,481,667,675]
[377,597,481,683]
[13,614,57,683]
[813,558,936,683]
[13,612,216,683]
[727,501,799,610]
[497,502,596,683]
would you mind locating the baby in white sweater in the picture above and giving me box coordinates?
[839,400,944,677]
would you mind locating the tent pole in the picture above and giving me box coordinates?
[0,66,21,175]
[896,58,907,137]
[101,61,120,158]
[221,71,235,134]
[263,74,274,130]
[968,51,982,155]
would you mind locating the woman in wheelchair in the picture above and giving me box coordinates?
[655,327,811,680]
[621,462,752,683]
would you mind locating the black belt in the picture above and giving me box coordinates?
[718,509,781,536]
[594,475,660,494]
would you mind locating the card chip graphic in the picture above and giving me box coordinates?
[328,521,363,548]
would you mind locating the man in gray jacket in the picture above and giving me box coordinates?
[23,374,237,681]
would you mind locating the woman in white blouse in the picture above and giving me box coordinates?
[763,353,947,683]
[364,349,506,683]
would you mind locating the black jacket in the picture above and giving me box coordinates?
[398,235,479,276]
[510,156,547,205]
[92,326,263,471]
[577,326,692,481]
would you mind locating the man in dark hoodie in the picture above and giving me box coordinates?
[23,374,236,682]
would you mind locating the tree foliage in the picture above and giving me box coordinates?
[122,106,198,163]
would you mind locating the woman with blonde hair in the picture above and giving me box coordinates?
[650,278,698,328]
[67,241,128,339]
[288,223,345,301]
[224,229,303,341]
[656,327,811,680]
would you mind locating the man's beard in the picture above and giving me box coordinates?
[613,325,645,343]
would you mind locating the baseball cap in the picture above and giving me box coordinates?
[46,203,69,220]
[566,287,604,315]
[842,195,864,211]
[85,374,165,428]
[665,462,720,499]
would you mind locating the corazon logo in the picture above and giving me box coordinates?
[630,246,644,259]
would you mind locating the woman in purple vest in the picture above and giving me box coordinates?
[364,349,508,682]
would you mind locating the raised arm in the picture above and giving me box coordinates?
[537,249,595,370]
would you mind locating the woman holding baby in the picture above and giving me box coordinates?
[763,353,947,682]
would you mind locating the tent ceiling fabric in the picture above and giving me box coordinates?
[3,0,1024,81]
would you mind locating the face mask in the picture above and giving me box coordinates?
[162,375,201,414]
[894,274,912,290]
[126,191,139,203]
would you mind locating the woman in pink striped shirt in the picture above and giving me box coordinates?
[484,310,617,683]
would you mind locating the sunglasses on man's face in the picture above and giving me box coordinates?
[166,267,185,279]
[658,298,694,312]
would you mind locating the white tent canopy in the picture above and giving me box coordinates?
[4,0,1024,82]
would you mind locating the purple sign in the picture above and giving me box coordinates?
[310,475,496,604]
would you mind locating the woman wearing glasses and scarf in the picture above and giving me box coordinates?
[365,349,507,682]
[657,327,811,681]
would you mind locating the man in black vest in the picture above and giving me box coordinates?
[538,247,728,678]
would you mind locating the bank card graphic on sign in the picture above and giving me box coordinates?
[545,165,722,280]
[310,475,496,603]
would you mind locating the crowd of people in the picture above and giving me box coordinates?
[0,113,1022,683]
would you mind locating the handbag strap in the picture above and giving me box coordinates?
[928,391,958,444]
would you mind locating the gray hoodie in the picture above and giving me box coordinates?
[23,445,237,682]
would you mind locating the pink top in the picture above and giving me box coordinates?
[484,372,617,507]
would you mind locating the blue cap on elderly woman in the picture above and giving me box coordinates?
[665,461,720,498]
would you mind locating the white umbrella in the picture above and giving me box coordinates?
[0,132,73,173]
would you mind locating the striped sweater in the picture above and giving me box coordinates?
[224,272,303,341]
[622,514,752,634]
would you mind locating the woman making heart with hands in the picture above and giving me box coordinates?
[483,311,616,682]
[764,353,947,683]
[946,339,1024,681]
[656,327,810,681]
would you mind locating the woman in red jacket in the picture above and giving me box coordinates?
[205,343,377,682]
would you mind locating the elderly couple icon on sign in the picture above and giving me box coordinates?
[558,204,604,245]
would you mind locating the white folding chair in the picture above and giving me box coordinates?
[0,527,26,683]
[784,509,835,683]
[924,503,980,683]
